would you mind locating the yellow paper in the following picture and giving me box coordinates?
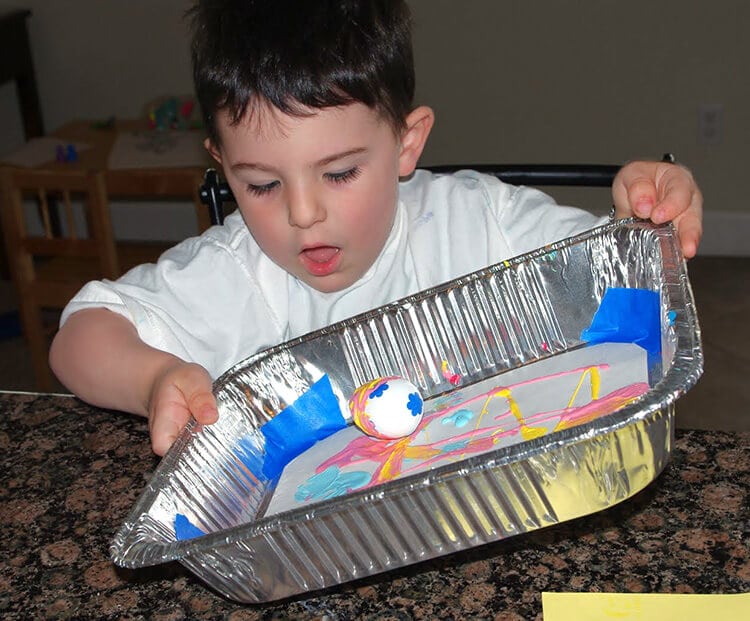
[542,592,750,620]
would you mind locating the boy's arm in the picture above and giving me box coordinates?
[49,308,218,455]
[612,160,703,258]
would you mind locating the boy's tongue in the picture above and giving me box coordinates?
[302,246,339,264]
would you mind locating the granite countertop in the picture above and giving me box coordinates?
[1,391,748,620]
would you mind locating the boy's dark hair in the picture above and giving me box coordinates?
[188,0,415,146]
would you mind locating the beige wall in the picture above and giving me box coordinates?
[0,0,192,133]
[1,1,746,220]
[409,0,746,216]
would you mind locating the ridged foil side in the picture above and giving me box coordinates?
[111,220,702,603]
[160,406,673,603]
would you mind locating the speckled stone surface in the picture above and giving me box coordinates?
[1,392,748,620]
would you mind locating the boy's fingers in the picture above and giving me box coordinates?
[652,166,698,223]
[148,362,218,456]
[182,365,218,424]
[613,162,703,259]
[612,170,658,219]
[186,390,219,424]
[678,220,701,259]
[655,168,703,257]
[675,206,703,259]
[652,186,692,223]
[627,179,658,219]
[150,409,184,456]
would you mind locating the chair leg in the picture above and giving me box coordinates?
[15,294,55,392]
[30,336,55,392]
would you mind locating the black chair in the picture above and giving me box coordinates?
[198,163,626,227]
[199,154,677,226]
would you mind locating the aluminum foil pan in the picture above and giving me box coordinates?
[111,220,703,603]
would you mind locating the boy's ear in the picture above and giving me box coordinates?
[204,138,222,165]
[398,106,435,177]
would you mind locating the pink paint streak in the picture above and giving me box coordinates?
[314,364,649,490]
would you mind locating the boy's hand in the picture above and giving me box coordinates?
[612,161,703,258]
[148,361,219,456]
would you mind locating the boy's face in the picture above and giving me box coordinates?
[209,102,417,293]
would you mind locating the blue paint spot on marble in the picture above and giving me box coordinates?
[407,392,423,416]
[371,382,390,398]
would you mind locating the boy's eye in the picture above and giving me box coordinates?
[247,180,279,197]
[325,167,361,184]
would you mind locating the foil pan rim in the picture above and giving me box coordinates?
[110,219,703,571]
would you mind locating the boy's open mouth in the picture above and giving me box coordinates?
[300,245,341,277]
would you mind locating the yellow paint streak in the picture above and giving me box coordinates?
[490,388,547,441]
[566,366,601,408]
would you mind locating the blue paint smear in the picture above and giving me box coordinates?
[234,435,266,475]
[294,466,371,503]
[442,409,474,428]
[260,375,347,479]
[581,288,661,356]
[443,440,470,452]
[174,513,205,541]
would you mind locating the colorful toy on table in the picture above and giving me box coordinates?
[55,143,78,163]
[148,96,201,131]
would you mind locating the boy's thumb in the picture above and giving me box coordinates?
[187,389,219,425]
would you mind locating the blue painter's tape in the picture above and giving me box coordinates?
[174,513,205,540]
[260,375,347,479]
[581,287,661,355]
[234,435,266,475]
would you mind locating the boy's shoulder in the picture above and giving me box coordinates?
[154,209,268,278]
[402,167,513,196]
[399,168,516,218]
[403,166,496,188]
[177,210,256,258]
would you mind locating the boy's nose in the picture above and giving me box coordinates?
[287,188,326,228]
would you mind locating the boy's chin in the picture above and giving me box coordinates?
[296,267,366,295]
[303,274,357,294]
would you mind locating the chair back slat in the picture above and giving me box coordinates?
[37,187,53,238]
[0,167,121,390]
[23,237,100,257]
[63,189,76,240]
[4,169,119,271]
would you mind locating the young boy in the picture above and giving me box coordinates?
[50,0,703,456]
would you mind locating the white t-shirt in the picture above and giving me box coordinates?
[61,169,604,378]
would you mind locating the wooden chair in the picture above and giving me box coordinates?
[0,168,167,390]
